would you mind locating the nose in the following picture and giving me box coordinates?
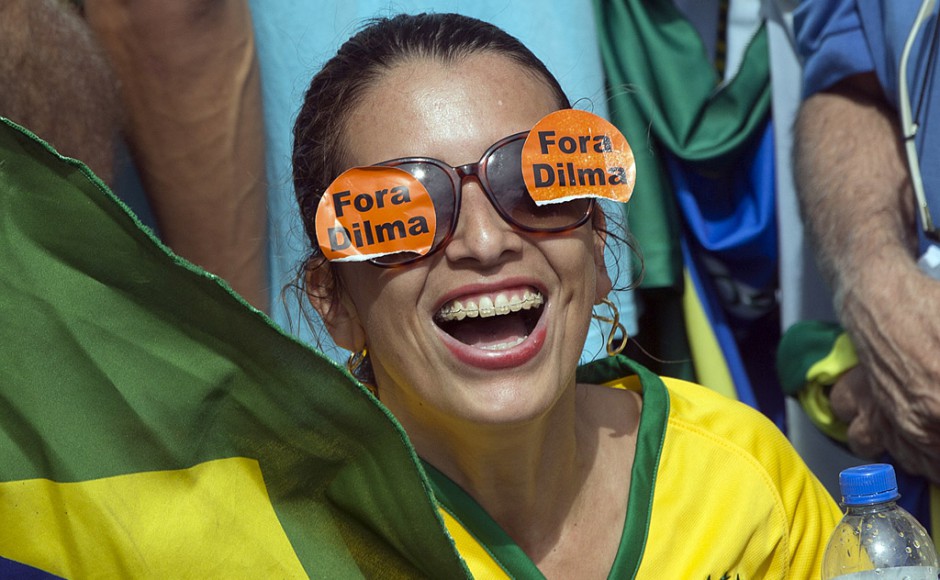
[443,178,524,266]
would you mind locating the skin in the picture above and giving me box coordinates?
[84,0,270,312]
[309,53,642,578]
[0,0,120,184]
[794,72,940,484]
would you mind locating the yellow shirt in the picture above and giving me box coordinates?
[427,356,842,579]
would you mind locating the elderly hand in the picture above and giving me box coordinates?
[834,259,940,485]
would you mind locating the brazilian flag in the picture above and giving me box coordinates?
[0,117,470,578]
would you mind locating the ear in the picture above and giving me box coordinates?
[305,262,368,352]
[592,210,613,303]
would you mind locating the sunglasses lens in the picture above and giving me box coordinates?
[367,134,594,266]
[485,138,593,230]
[370,161,456,266]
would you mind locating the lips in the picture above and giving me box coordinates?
[433,286,547,368]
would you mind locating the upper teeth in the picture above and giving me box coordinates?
[437,290,543,322]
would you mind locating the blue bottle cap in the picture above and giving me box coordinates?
[839,464,901,506]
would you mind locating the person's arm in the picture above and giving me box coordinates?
[83,0,269,312]
[0,0,120,185]
[794,72,940,484]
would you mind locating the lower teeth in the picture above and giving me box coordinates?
[478,336,526,351]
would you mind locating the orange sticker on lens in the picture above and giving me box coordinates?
[315,167,437,262]
[522,110,635,205]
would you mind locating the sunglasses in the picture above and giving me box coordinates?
[367,131,595,266]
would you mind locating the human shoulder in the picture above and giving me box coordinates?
[575,358,839,577]
[638,376,840,578]
[659,374,797,461]
[577,355,800,473]
[795,0,874,98]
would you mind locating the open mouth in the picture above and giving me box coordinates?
[434,289,545,351]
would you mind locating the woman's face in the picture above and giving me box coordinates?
[313,53,611,433]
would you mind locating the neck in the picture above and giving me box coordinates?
[409,386,599,557]
[383,375,641,578]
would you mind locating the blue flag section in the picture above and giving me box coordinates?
[670,122,785,429]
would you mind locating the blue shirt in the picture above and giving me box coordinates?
[795,0,940,249]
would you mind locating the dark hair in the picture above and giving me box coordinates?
[291,13,570,285]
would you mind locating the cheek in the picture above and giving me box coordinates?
[340,263,429,337]
[542,234,600,297]
[572,229,602,273]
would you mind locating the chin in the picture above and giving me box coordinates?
[435,360,575,428]
[450,392,558,427]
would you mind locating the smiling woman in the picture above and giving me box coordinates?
[292,13,842,579]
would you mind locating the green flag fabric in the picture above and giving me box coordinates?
[595,0,771,290]
[593,0,772,383]
[0,117,470,578]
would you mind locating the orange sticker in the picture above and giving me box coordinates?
[522,110,635,205]
[315,167,437,262]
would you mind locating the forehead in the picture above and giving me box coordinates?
[343,53,561,167]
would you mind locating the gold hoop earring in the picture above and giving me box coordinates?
[345,347,377,395]
[592,298,629,357]
[345,347,366,374]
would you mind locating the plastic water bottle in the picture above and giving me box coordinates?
[822,464,939,579]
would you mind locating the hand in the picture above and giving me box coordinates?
[829,366,886,458]
[837,260,940,485]
[829,367,940,484]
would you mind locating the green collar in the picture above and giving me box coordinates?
[423,356,669,579]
